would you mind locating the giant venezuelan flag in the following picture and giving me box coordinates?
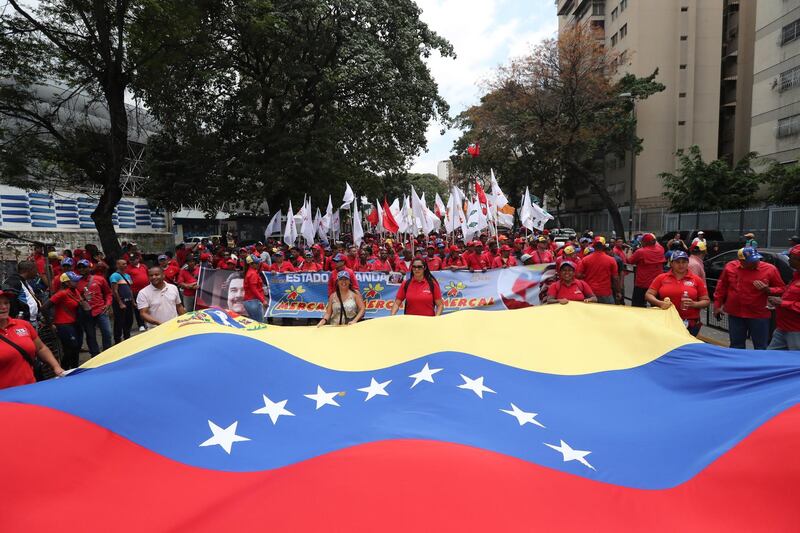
[2,305,800,532]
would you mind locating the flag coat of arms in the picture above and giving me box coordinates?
[1,305,800,532]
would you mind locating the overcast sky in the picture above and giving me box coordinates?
[410,0,558,175]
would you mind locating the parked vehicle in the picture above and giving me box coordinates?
[659,230,740,255]
[551,228,577,239]
[704,250,793,296]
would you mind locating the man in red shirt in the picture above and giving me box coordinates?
[394,249,413,273]
[714,247,785,349]
[125,254,149,332]
[177,256,201,312]
[426,245,443,271]
[328,254,360,295]
[629,233,666,307]
[370,250,393,272]
[463,242,488,272]
[769,244,800,350]
[270,252,296,273]
[528,236,555,265]
[299,251,320,272]
[445,247,468,270]
[481,241,498,266]
[580,241,620,304]
[158,255,181,284]
[75,259,113,356]
[491,245,518,268]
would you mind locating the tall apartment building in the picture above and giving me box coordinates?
[557,0,723,210]
[719,0,757,165]
[751,1,800,166]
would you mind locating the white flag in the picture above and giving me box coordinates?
[410,187,432,235]
[352,200,364,246]
[389,198,405,234]
[464,199,488,240]
[531,201,554,231]
[315,208,327,240]
[300,198,315,244]
[284,202,298,246]
[341,182,355,209]
[265,210,282,238]
[332,210,341,237]
[490,169,508,209]
[445,193,459,233]
[376,199,384,231]
[520,187,534,231]
[360,195,371,206]
[434,193,446,219]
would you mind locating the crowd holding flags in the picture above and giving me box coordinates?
[263,172,554,246]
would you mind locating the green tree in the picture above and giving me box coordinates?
[763,161,800,206]
[137,0,453,214]
[0,0,198,257]
[451,24,665,237]
[660,145,761,212]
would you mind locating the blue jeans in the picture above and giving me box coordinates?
[768,329,800,350]
[728,316,771,350]
[82,312,113,357]
[243,299,265,322]
[56,323,83,370]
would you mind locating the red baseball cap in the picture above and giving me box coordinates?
[790,244,800,257]
[500,245,512,252]
[642,233,656,244]
[200,252,211,261]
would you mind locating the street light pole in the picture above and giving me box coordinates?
[619,92,636,241]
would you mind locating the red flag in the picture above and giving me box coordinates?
[475,181,488,214]
[467,143,480,157]
[366,208,379,226]
[381,198,400,233]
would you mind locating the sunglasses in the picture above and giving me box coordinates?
[412,264,425,269]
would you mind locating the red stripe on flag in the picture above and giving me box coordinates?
[2,402,799,532]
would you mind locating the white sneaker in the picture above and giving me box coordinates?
[138,326,146,332]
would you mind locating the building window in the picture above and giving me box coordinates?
[679,92,687,97]
[782,19,800,46]
[680,64,687,69]
[612,7,618,20]
[681,6,688,12]
[611,33,618,46]
[678,121,686,126]
[779,65,800,92]
[620,0,627,12]
[620,24,627,39]
[680,35,688,41]
[592,1,605,16]
[619,51,627,64]
[777,114,800,138]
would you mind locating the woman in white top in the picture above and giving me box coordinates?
[317,271,365,326]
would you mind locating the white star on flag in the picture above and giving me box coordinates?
[409,362,443,388]
[199,420,250,455]
[357,378,392,401]
[457,374,496,398]
[252,394,295,425]
[304,385,341,409]
[500,403,545,428]
[544,440,595,471]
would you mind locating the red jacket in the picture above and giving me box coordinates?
[76,274,113,317]
[777,271,800,331]
[713,260,785,319]
[463,251,487,271]
[630,244,666,289]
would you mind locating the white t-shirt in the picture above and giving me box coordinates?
[136,283,182,324]
[21,282,39,324]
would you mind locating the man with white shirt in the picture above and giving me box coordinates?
[136,267,185,326]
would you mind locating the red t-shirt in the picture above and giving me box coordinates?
[369,259,393,272]
[177,267,200,297]
[270,262,296,273]
[463,252,487,271]
[243,268,266,304]
[427,257,443,271]
[630,244,666,288]
[580,252,619,297]
[49,288,81,325]
[529,249,554,265]
[777,271,800,332]
[0,318,39,389]
[395,258,411,273]
[300,260,320,272]
[491,255,518,268]
[327,267,360,296]
[445,256,467,269]
[649,271,708,321]
[77,274,113,317]
[396,278,442,316]
[547,279,595,301]
[126,263,150,293]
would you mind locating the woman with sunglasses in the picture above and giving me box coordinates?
[391,258,444,317]
[318,271,365,326]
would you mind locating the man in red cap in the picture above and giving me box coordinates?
[580,238,620,304]
[426,245,443,271]
[769,244,800,350]
[529,235,555,264]
[629,233,665,307]
[463,241,488,272]
[445,247,467,270]
[491,245,518,268]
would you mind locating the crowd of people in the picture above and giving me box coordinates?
[2,226,800,391]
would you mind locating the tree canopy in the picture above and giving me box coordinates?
[137,0,453,214]
[660,145,762,212]
[451,24,664,237]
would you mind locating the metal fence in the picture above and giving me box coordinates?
[556,205,800,247]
